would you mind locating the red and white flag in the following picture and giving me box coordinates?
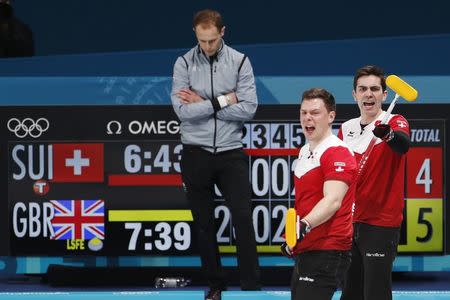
[52,143,104,182]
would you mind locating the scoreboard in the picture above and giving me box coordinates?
[399,120,445,253]
[0,106,446,256]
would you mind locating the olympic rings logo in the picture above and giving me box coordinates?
[7,118,50,138]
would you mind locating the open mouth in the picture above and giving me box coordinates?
[363,101,375,108]
[305,126,315,134]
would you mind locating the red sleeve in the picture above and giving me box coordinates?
[337,126,343,140]
[389,115,410,136]
[320,146,356,186]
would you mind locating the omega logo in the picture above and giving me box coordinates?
[106,120,179,135]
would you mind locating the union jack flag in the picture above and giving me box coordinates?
[50,199,105,240]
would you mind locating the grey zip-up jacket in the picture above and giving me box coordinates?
[171,41,257,152]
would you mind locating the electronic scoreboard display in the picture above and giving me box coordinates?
[0,106,445,256]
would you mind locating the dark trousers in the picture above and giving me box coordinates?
[291,250,351,300]
[181,146,261,290]
[340,222,400,300]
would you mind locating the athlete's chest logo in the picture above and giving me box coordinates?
[334,162,346,172]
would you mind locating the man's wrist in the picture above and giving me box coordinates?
[217,95,232,108]
[300,219,312,233]
[217,95,227,108]
[225,95,232,105]
[384,129,394,142]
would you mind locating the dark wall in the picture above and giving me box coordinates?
[13,0,450,56]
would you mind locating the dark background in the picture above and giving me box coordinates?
[12,0,450,56]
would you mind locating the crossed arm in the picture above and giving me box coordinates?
[171,56,257,122]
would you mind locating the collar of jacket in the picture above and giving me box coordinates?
[196,39,225,62]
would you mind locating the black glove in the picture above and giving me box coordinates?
[280,242,294,258]
[280,219,311,258]
[372,121,393,141]
[297,219,311,243]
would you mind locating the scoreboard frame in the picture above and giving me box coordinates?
[0,105,447,257]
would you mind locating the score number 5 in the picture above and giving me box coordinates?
[416,207,432,242]
[398,199,443,252]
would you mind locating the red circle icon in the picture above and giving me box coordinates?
[33,180,50,196]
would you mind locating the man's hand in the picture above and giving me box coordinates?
[177,88,203,104]
[297,219,310,243]
[373,120,393,141]
[280,242,294,259]
[280,219,310,258]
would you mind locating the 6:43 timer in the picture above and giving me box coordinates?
[122,144,182,174]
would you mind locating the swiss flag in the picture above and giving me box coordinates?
[52,143,104,182]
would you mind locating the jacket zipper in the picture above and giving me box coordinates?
[209,58,217,154]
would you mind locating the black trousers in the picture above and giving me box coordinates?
[291,250,351,300]
[340,222,400,300]
[181,146,261,290]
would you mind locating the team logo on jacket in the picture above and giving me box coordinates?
[334,162,346,172]
[397,120,407,128]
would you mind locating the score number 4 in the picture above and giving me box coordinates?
[416,158,432,193]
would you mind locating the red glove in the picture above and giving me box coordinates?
[373,120,393,141]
